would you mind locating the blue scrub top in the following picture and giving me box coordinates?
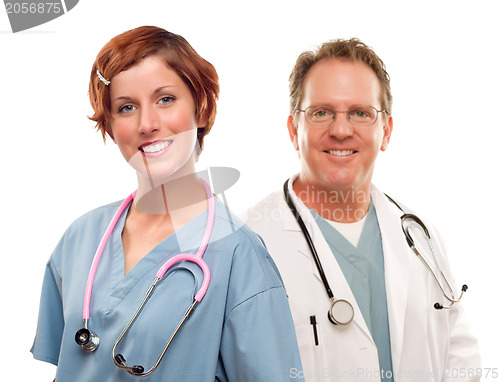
[311,204,394,381]
[31,199,303,381]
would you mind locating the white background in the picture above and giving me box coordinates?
[1,0,498,379]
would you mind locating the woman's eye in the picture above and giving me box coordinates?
[119,105,136,113]
[158,96,175,105]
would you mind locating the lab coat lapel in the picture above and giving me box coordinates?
[281,180,374,342]
[371,185,410,377]
[279,188,322,280]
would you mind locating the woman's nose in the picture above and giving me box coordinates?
[138,107,160,135]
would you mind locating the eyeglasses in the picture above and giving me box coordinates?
[295,105,387,127]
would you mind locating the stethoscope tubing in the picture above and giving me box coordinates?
[386,193,467,309]
[283,179,335,301]
[83,191,137,321]
[153,190,214,301]
[283,179,354,326]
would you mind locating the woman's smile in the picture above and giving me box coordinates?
[139,139,174,157]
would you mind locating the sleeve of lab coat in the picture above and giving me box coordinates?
[432,229,482,381]
[444,302,481,381]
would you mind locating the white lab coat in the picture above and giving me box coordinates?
[243,179,481,382]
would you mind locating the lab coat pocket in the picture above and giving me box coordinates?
[295,322,328,381]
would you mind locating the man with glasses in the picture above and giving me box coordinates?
[244,38,480,381]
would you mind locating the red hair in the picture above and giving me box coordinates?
[89,26,219,153]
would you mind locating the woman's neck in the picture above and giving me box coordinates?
[133,171,208,227]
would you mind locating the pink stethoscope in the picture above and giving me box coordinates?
[75,179,214,377]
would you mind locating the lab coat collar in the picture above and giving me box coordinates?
[280,174,303,232]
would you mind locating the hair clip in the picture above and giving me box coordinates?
[96,69,110,86]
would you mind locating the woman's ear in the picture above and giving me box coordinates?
[197,111,208,130]
[106,124,115,143]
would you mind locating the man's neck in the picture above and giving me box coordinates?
[292,178,370,223]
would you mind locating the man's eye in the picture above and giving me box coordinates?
[350,108,372,119]
[311,109,330,118]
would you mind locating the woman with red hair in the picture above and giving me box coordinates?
[31,26,303,381]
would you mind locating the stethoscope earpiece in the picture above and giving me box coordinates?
[75,327,100,352]
[114,354,145,375]
[434,284,469,310]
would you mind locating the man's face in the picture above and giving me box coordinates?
[288,59,392,193]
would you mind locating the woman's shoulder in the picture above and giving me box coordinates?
[211,199,267,251]
[68,200,123,229]
[56,199,126,244]
[47,199,127,276]
[211,200,284,287]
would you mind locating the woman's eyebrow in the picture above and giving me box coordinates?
[111,86,176,103]
[153,85,175,94]
[111,96,132,103]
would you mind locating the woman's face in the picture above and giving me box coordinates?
[109,55,202,181]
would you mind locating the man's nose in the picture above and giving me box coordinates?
[328,111,353,140]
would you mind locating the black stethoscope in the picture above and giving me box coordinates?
[283,179,468,327]
[283,179,355,325]
[385,194,468,310]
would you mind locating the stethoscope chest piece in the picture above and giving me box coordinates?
[328,299,354,325]
[75,327,100,352]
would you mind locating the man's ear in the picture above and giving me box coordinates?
[380,116,393,152]
[287,115,299,151]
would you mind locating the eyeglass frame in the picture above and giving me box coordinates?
[294,105,388,127]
